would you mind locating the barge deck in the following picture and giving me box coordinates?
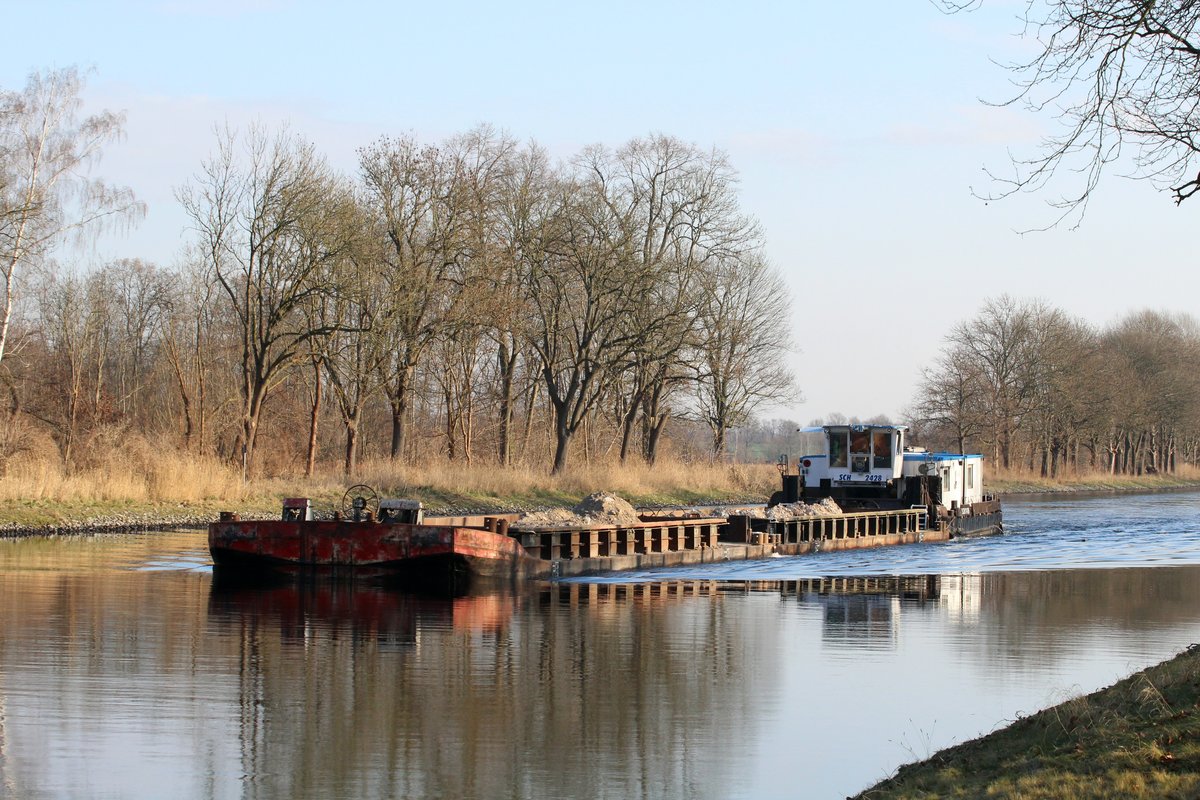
[209,473,1001,588]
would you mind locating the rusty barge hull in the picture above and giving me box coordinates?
[773,527,949,555]
[728,504,1002,554]
[209,520,542,581]
[208,516,761,584]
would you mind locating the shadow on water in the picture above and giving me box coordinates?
[207,570,522,647]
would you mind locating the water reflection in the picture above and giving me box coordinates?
[5,494,1200,798]
[208,576,516,649]
[200,577,778,800]
[193,567,1200,798]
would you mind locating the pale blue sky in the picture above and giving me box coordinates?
[5,1,1194,422]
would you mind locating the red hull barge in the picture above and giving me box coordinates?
[209,518,542,583]
[208,492,740,587]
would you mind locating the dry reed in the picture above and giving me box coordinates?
[0,441,779,510]
[0,446,247,504]
[989,464,1200,494]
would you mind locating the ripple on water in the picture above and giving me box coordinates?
[570,492,1200,583]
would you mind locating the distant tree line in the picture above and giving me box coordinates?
[0,68,795,476]
[915,296,1200,476]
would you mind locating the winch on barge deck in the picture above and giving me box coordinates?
[729,424,1002,552]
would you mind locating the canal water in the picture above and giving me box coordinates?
[2,492,1200,799]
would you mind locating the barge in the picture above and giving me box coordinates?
[209,486,771,588]
[209,428,1001,587]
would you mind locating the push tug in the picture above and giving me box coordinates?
[778,424,1002,536]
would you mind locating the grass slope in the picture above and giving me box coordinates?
[856,646,1200,799]
[989,468,1200,496]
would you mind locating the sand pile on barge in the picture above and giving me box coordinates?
[515,492,643,529]
[711,498,842,521]
[765,498,843,521]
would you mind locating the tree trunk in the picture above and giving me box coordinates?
[389,367,412,461]
[645,414,669,465]
[462,391,474,466]
[242,377,268,477]
[445,383,458,461]
[551,400,571,474]
[344,416,359,476]
[165,339,193,451]
[618,398,639,464]
[305,356,321,478]
[711,424,727,462]
[496,340,516,466]
[196,317,207,455]
[520,380,540,463]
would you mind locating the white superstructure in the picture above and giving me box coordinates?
[799,424,908,496]
[797,424,986,510]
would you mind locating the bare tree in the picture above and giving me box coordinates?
[938,1,1200,219]
[525,152,652,474]
[160,254,219,453]
[102,258,173,421]
[445,126,517,465]
[317,241,387,476]
[917,346,988,455]
[1101,310,1200,474]
[491,141,552,466]
[911,298,1200,477]
[693,253,795,459]
[178,125,357,473]
[33,269,117,465]
[0,67,143,370]
[942,296,1048,469]
[610,135,758,464]
[1022,313,1101,476]
[358,134,473,462]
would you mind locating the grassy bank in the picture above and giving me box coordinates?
[0,450,778,533]
[988,466,1200,497]
[4,448,1200,534]
[856,645,1200,799]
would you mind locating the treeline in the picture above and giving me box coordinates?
[915,296,1200,476]
[0,69,794,476]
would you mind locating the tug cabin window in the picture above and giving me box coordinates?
[850,430,871,473]
[829,431,848,468]
[872,430,892,469]
[826,426,905,477]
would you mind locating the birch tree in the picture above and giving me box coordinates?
[0,67,142,370]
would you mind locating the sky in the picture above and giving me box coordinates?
[4,0,1196,424]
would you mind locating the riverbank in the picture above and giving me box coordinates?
[855,644,1200,799]
[0,458,777,537]
[2,460,1198,538]
[989,469,1200,497]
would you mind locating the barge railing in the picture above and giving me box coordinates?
[753,507,929,546]
[508,518,723,561]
